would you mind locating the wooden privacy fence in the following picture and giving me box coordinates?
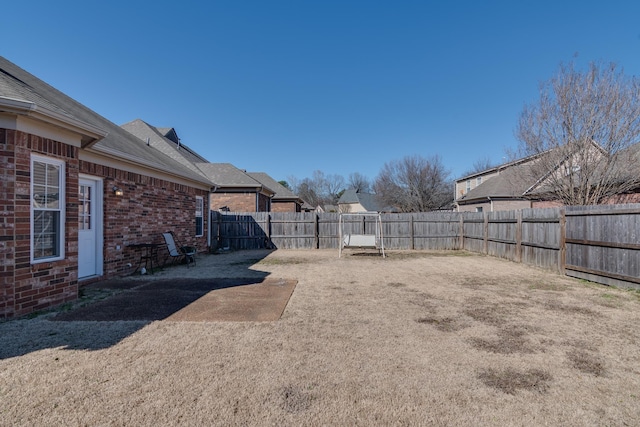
[210,204,640,289]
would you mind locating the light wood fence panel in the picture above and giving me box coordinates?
[270,212,316,249]
[521,208,562,270]
[381,213,411,249]
[318,213,340,249]
[461,212,485,253]
[412,212,460,250]
[487,210,518,261]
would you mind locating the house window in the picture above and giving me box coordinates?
[31,155,65,262]
[476,176,482,185]
[476,207,483,213]
[466,180,471,193]
[195,196,204,237]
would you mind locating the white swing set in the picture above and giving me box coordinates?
[338,212,386,258]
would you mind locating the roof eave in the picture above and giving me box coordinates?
[0,96,108,148]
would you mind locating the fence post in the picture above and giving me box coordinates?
[459,214,464,250]
[483,211,489,255]
[559,208,566,273]
[266,214,271,249]
[315,214,319,249]
[410,215,415,250]
[516,209,522,262]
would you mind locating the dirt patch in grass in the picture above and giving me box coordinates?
[470,326,537,354]
[464,304,510,326]
[527,281,569,292]
[276,385,315,413]
[478,367,552,395]
[543,300,601,317]
[388,282,407,288]
[567,349,606,377]
[416,316,468,332]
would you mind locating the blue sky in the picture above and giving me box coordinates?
[3,1,640,184]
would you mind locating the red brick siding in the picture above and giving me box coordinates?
[1,128,210,319]
[2,129,79,318]
[0,128,16,318]
[210,192,257,212]
[78,162,210,279]
[271,201,301,213]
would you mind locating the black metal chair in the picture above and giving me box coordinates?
[162,232,197,267]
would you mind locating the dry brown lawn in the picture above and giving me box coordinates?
[2,249,640,426]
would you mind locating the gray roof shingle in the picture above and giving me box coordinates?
[247,172,300,201]
[196,163,265,189]
[338,189,382,212]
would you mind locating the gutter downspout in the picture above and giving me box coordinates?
[488,197,494,212]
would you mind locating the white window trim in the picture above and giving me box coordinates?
[195,196,204,237]
[31,154,65,263]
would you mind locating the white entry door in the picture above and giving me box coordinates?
[78,178,102,278]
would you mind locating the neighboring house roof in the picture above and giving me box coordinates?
[196,163,274,194]
[247,172,302,203]
[316,204,339,213]
[338,189,382,212]
[457,162,538,203]
[0,56,211,186]
[121,119,212,182]
[455,140,625,206]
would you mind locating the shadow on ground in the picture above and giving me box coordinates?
[52,277,270,322]
[0,252,277,359]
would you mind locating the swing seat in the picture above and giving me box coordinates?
[343,234,377,248]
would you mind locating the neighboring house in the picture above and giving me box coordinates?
[247,172,304,212]
[454,157,540,212]
[337,189,383,213]
[316,204,339,213]
[0,56,212,318]
[455,141,640,212]
[196,163,275,212]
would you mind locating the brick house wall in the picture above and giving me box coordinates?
[271,201,301,213]
[1,128,209,319]
[0,129,12,317]
[79,162,209,279]
[1,129,80,318]
[210,192,272,212]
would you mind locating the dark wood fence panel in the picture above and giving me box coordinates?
[216,212,270,250]
[565,204,640,289]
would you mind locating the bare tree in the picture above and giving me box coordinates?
[374,155,452,212]
[295,179,321,207]
[347,172,372,193]
[517,61,640,205]
[316,171,345,204]
[288,171,346,206]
